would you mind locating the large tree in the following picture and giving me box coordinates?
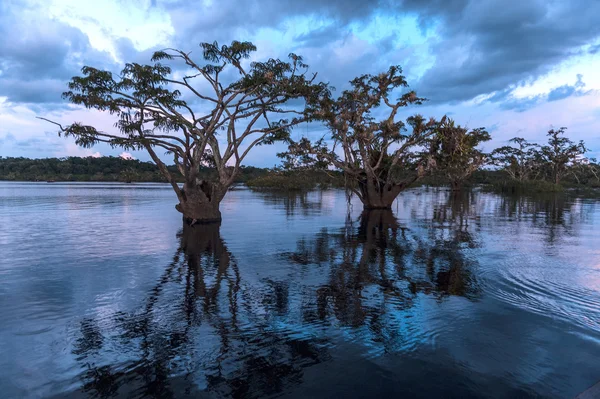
[41,41,327,223]
[540,127,587,185]
[432,118,491,191]
[280,66,439,209]
[492,137,541,182]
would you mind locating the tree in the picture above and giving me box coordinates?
[539,127,587,185]
[41,41,327,223]
[569,157,600,185]
[119,167,138,183]
[432,119,491,191]
[280,66,439,209]
[492,137,541,182]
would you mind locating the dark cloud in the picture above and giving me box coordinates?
[547,74,587,102]
[0,2,118,109]
[157,0,403,97]
[2,0,599,116]
[161,0,600,110]
[494,93,544,113]
[294,25,349,48]
[0,79,71,104]
[402,0,600,104]
[588,44,600,55]
[113,37,164,66]
[164,0,381,46]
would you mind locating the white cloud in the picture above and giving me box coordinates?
[512,53,600,99]
[47,0,174,59]
[119,152,135,160]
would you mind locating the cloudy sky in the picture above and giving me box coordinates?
[1,0,599,166]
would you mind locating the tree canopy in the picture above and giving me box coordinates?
[41,40,328,221]
[540,127,587,185]
[279,66,440,208]
[431,118,491,191]
[491,128,596,189]
[492,137,541,182]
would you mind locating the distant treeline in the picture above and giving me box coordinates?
[1,156,599,193]
[0,156,269,183]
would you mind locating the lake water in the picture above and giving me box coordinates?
[1,181,600,398]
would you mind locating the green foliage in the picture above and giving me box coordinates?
[431,118,491,189]
[27,39,600,203]
[246,170,344,191]
[2,155,597,196]
[540,127,588,184]
[569,158,600,187]
[276,138,330,171]
[0,156,166,182]
[40,40,329,216]
[0,156,270,183]
[280,65,439,205]
[490,128,596,191]
[492,137,541,181]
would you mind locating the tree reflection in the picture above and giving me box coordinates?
[495,192,593,246]
[287,197,481,334]
[71,223,330,398]
[257,191,324,217]
[416,191,480,297]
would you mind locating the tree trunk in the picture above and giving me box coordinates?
[358,179,403,209]
[180,220,235,309]
[358,209,399,239]
[175,180,224,223]
[450,180,463,191]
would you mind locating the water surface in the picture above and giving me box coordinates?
[1,182,599,398]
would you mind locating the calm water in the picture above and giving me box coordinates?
[1,182,600,398]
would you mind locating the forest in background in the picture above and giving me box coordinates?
[0,156,268,184]
[1,155,599,194]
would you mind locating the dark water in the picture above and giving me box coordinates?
[1,182,600,398]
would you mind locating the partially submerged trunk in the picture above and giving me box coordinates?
[450,180,463,192]
[180,219,236,310]
[180,219,228,264]
[358,208,399,240]
[175,179,226,223]
[357,177,415,209]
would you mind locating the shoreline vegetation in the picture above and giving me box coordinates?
[2,156,599,194]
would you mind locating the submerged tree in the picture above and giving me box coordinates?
[540,127,587,185]
[280,66,439,209]
[492,137,541,182]
[569,157,600,185]
[432,118,491,191]
[41,41,327,223]
[492,128,595,187]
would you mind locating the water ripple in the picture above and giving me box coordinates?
[487,257,600,332]
[2,183,600,398]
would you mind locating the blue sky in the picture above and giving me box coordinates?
[1,0,599,166]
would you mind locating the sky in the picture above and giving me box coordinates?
[1,0,599,166]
